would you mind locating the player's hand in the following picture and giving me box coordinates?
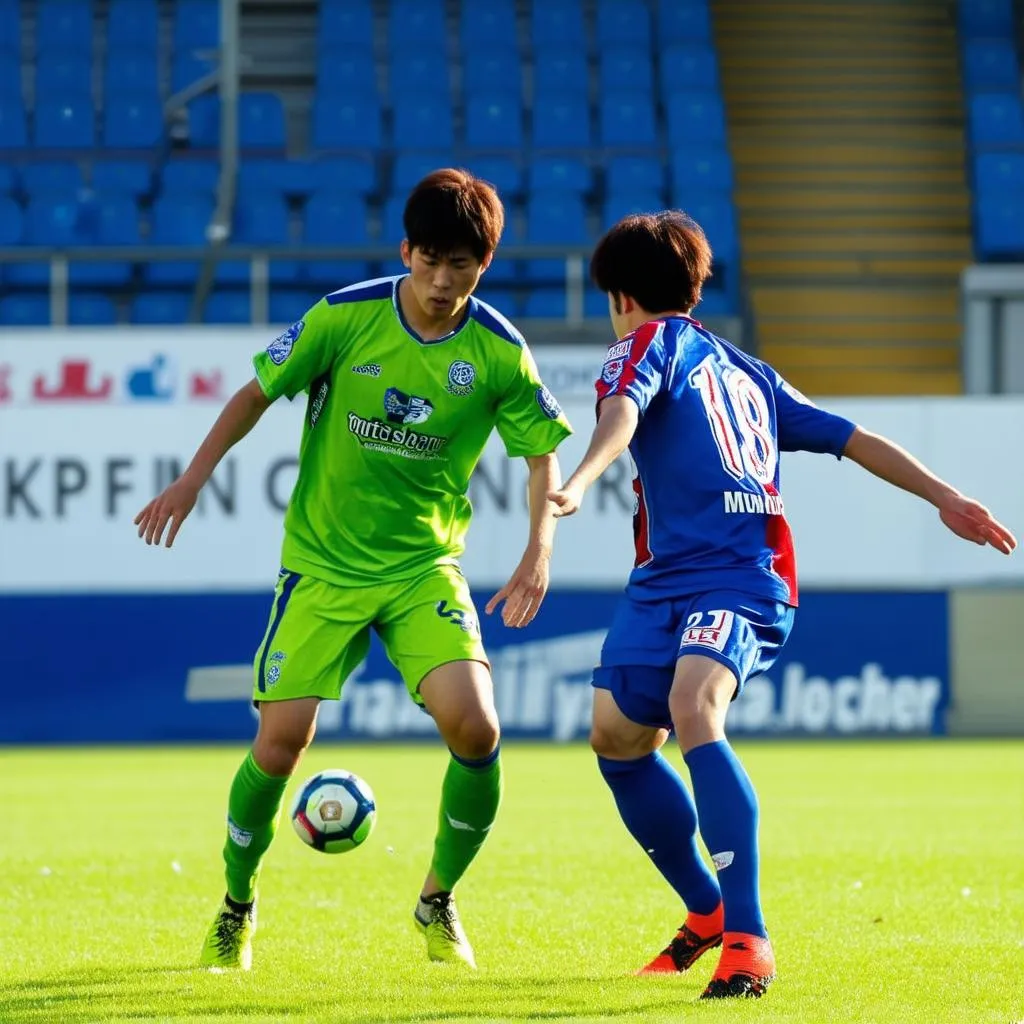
[938,493,1017,554]
[134,476,200,548]
[548,481,585,518]
[485,546,550,628]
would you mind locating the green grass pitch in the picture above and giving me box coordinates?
[1,741,1022,1024]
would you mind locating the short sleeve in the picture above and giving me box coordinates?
[771,369,857,457]
[595,320,668,416]
[252,299,339,402]
[495,345,573,458]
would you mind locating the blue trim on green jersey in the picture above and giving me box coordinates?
[257,570,301,692]
[325,276,397,306]
[468,296,525,347]
[391,276,474,346]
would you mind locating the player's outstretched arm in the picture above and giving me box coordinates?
[486,451,562,628]
[843,426,1017,554]
[134,379,273,548]
[548,396,639,517]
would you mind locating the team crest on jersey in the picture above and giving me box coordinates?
[447,360,476,396]
[536,386,562,420]
[602,360,624,384]
[606,339,631,361]
[267,320,304,365]
[384,387,434,425]
[352,362,382,378]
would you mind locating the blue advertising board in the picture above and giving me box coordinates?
[1,590,948,743]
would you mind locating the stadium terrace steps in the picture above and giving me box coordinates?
[712,0,971,396]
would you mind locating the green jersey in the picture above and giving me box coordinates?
[252,276,573,587]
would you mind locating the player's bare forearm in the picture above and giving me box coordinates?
[843,426,956,506]
[566,396,638,492]
[525,452,562,556]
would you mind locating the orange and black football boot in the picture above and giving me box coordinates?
[700,931,776,999]
[638,903,724,975]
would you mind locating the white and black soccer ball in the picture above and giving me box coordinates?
[290,769,376,854]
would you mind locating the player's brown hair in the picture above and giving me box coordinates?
[403,168,504,262]
[590,211,713,314]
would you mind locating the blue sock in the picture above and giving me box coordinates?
[683,739,766,937]
[597,753,721,915]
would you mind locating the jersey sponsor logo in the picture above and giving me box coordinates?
[384,387,434,425]
[605,339,631,361]
[447,360,476,396]
[601,359,624,385]
[347,411,448,460]
[267,319,304,365]
[308,374,330,428]
[436,599,479,636]
[351,362,382,378]
[723,490,785,515]
[679,610,734,653]
[536,385,562,419]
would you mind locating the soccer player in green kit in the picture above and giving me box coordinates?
[134,169,572,971]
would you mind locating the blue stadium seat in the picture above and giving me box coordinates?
[302,191,372,286]
[37,0,93,53]
[607,155,663,193]
[463,50,522,98]
[0,95,27,146]
[600,92,658,147]
[474,289,521,318]
[145,194,214,284]
[534,51,589,98]
[596,0,651,48]
[171,53,215,93]
[69,292,118,325]
[36,55,92,98]
[240,93,286,149]
[35,97,95,148]
[393,96,454,149]
[188,94,220,147]
[308,156,376,196]
[666,93,727,144]
[317,51,377,98]
[532,0,585,51]
[603,190,665,227]
[107,0,159,51]
[466,94,523,149]
[389,51,450,98]
[318,0,373,50]
[92,159,152,196]
[392,151,453,192]
[463,156,522,198]
[976,195,1024,258]
[528,156,591,194]
[238,159,316,198]
[203,290,251,324]
[69,194,137,285]
[660,44,719,94]
[484,211,522,284]
[173,0,219,53]
[381,194,406,243]
[21,195,83,251]
[312,95,382,149]
[462,3,517,51]
[270,290,324,324]
[963,41,1021,91]
[104,51,160,97]
[0,295,50,326]
[523,290,569,318]
[130,292,192,324]
[234,194,290,245]
[0,196,23,242]
[974,152,1024,194]
[686,196,739,259]
[599,49,655,96]
[959,0,1014,36]
[968,93,1024,147]
[0,1,19,55]
[388,0,447,51]
[585,287,609,318]
[103,96,163,148]
[162,158,219,195]
[532,95,592,148]
[525,191,589,284]
[21,161,83,194]
[670,147,735,192]
[0,164,16,192]
[693,288,736,317]
[657,0,713,43]
[0,52,20,95]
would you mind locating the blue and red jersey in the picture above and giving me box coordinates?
[594,315,857,606]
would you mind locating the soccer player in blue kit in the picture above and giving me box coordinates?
[549,212,1017,999]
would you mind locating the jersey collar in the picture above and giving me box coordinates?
[391,276,473,346]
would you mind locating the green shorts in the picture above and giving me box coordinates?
[252,564,488,704]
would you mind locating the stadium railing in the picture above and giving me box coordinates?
[962,263,1024,393]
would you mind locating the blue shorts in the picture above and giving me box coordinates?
[593,589,794,730]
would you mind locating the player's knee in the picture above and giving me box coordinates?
[589,721,634,759]
[448,710,500,761]
[669,683,729,742]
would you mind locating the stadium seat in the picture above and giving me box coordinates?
[172,53,216,93]
[0,164,16,192]
[312,95,383,149]
[525,191,590,284]
[0,2,19,55]
[585,287,609,318]
[392,151,454,192]
[36,0,93,53]
[69,292,118,325]
[21,161,83,195]
[657,0,713,43]
[392,96,454,149]
[974,152,1024,195]
[0,295,50,326]
[106,0,159,51]
[533,51,589,98]
[0,196,23,243]
[596,0,651,48]
[686,196,739,259]
[474,289,521,318]
[602,190,665,227]
[524,290,569,318]
[389,51,450,98]
[660,45,720,94]
[188,94,220,148]
[388,0,447,52]
[161,158,219,196]
[317,51,378,98]
[173,0,219,53]
[532,0,585,51]
[318,0,374,51]
[484,212,522,284]
[607,155,663,194]
[103,96,163,148]
[532,95,592,148]
[968,93,1024,146]
[145,193,214,284]
[71,194,138,286]
[35,97,95,148]
[0,95,27,146]
[0,52,19,95]
[36,55,92,99]
[666,93,727,144]
[670,147,735,193]
[238,158,317,198]
[10,196,83,282]
[130,291,191,324]
[233,196,299,284]
[463,49,522,100]
[466,94,523,149]
[302,191,372,286]
[963,40,1021,91]
[91,159,152,197]
[203,290,251,324]
[104,51,160,97]
[461,2,517,49]
[269,290,323,324]
[693,288,736,317]
[463,156,522,198]
[381,194,406,244]
[599,49,655,96]
[959,0,1014,36]
[528,156,591,195]
[977,195,1024,258]
[239,93,287,149]
[308,156,376,196]
[600,92,658,147]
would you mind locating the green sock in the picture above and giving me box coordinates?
[430,748,503,892]
[223,750,290,904]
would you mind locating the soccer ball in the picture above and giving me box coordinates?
[290,769,376,854]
